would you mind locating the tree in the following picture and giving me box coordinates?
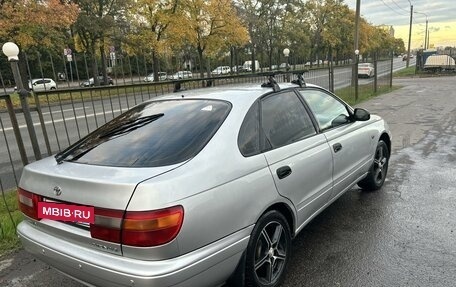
[72,0,131,85]
[0,0,78,49]
[181,0,249,78]
[125,0,180,81]
[303,0,354,66]
[0,0,79,86]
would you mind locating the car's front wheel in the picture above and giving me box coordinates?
[358,140,389,190]
[242,210,291,287]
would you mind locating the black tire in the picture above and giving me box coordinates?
[358,140,389,191]
[243,210,292,287]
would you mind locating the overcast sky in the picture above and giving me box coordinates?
[344,0,456,47]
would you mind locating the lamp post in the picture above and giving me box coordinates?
[355,49,359,101]
[2,42,41,161]
[406,3,413,68]
[283,48,290,82]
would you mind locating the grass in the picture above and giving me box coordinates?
[393,66,417,77]
[0,189,22,256]
[335,84,400,106]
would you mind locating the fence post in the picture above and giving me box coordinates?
[10,64,42,161]
[329,53,334,92]
[390,50,394,88]
[374,51,378,94]
[4,95,28,165]
[33,93,52,156]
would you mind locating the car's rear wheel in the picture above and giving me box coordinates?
[239,210,291,287]
[358,140,389,190]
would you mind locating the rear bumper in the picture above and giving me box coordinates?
[18,220,250,287]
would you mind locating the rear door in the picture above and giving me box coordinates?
[260,90,334,228]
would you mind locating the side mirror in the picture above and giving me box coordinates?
[353,108,370,121]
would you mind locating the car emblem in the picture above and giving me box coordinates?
[53,186,62,196]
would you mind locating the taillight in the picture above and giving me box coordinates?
[17,187,42,220]
[90,208,124,243]
[90,206,184,247]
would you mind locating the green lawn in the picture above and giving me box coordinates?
[335,84,400,106]
[393,66,417,77]
[0,190,22,256]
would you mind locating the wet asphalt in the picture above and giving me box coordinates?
[1,76,455,287]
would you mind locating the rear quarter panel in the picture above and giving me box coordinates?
[127,102,290,255]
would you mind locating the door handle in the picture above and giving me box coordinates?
[333,143,343,153]
[277,166,292,179]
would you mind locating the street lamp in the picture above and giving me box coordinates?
[414,11,429,49]
[2,42,41,161]
[354,49,359,101]
[283,48,290,81]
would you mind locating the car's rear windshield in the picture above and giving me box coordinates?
[59,99,231,167]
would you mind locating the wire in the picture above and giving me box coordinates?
[389,0,409,13]
[380,0,408,17]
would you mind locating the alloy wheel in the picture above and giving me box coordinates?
[373,144,388,185]
[254,221,288,285]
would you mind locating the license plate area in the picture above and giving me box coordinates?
[38,202,94,224]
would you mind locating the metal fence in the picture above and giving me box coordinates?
[0,51,394,238]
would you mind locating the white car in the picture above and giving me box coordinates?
[16,78,57,92]
[168,71,193,80]
[358,63,375,78]
[143,72,167,82]
[211,66,231,75]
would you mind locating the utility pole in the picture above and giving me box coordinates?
[406,4,413,68]
[425,19,428,49]
[353,0,360,101]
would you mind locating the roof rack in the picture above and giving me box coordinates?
[261,74,280,92]
[291,72,306,88]
[173,81,185,92]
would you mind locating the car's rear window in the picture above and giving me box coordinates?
[60,99,231,167]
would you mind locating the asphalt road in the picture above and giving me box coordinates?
[1,75,455,286]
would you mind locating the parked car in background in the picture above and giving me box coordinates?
[80,76,114,87]
[168,70,193,80]
[15,78,57,92]
[358,63,375,78]
[17,78,391,287]
[243,60,260,72]
[143,72,167,82]
[211,66,231,75]
[232,65,246,73]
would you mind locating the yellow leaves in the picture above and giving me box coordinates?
[0,0,79,49]
[180,0,249,54]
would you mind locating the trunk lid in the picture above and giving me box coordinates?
[19,156,181,256]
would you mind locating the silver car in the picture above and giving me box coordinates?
[17,78,391,287]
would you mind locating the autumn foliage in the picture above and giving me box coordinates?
[0,0,79,49]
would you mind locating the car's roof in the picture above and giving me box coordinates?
[31,78,54,81]
[156,82,320,107]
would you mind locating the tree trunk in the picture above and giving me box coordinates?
[90,44,99,86]
[99,38,108,85]
[152,50,160,82]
